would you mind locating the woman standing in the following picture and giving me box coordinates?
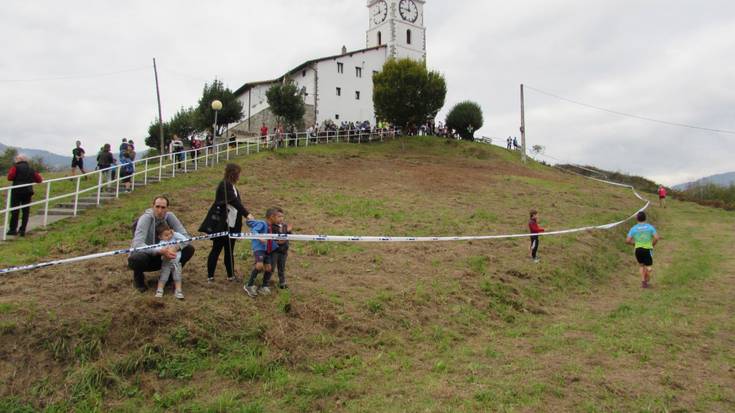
[203,163,253,282]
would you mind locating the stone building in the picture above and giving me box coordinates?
[231,0,427,135]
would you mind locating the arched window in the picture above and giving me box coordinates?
[407,29,412,45]
[378,31,382,46]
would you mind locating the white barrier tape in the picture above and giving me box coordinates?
[0,232,229,275]
[0,170,651,275]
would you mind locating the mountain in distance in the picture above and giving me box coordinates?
[0,142,69,170]
[673,171,735,190]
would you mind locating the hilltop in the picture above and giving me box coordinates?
[0,142,68,170]
[0,137,733,412]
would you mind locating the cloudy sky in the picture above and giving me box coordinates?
[1,0,733,185]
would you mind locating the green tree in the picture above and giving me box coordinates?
[445,101,483,141]
[266,82,306,128]
[373,58,447,131]
[145,119,169,152]
[195,79,244,136]
[168,106,198,143]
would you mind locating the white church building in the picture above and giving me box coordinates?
[232,0,427,134]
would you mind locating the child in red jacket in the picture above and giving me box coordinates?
[528,209,545,262]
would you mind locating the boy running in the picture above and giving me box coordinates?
[243,208,281,297]
[528,209,545,263]
[626,211,661,289]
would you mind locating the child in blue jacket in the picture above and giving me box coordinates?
[243,208,281,297]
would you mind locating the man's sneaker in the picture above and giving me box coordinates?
[136,284,148,293]
[642,280,649,289]
[207,277,214,283]
[5,230,17,236]
[175,290,184,300]
[244,285,258,297]
[533,258,541,263]
[279,283,288,290]
[227,276,236,282]
[18,229,26,237]
[258,286,271,296]
[155,289,164,298]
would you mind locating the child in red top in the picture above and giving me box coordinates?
[657,186,667,208]
[528,209,545,262]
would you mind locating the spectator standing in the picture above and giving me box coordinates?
[170,134,185,168]
[6,154,43,237]
[528,209,545,263]
[202,163,253,282]
[71,140,86,176]
[513,137,520,150]
[270,208,292,289]
[229,133,237,149]
[119,138,129,159]
[96,144,115,183]
[260,123,269,142]
[119,150,135,192]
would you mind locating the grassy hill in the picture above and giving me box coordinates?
[0,137,733,412]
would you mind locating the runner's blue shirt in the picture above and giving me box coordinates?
[627,223,657,249]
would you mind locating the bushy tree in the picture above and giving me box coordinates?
[0,148,18,174]
[373,58,446,130]
[169,106,198,143]
[445,101,483,141]
[145,119,168,152]
[266,82,306,128]
[195,79,243,136]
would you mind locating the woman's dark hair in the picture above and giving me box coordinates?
[103,143,111,151]
[224,163,241,184]
[529,209,538,218]
[637,211,647,222]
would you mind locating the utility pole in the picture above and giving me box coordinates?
[153,58,165,156]
[520,83,527,163]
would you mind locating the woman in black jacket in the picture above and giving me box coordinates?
[206,163,253,282]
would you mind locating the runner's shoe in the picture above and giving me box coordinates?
[258,286,271,296]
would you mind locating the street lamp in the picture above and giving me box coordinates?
[211,100,222,161]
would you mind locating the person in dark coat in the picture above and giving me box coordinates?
[6,154,43,237]
[206,163,253,282]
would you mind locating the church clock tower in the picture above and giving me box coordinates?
[366,0,426,61]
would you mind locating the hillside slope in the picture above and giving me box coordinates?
[0,137,732,412]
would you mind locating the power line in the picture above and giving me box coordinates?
[524,85,735,135]
[0,66,150,83]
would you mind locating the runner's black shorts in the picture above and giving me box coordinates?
[635,248,653,266]
[72,158,84,169]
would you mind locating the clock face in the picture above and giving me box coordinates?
[372,0,388,25]
[399,0,419,23]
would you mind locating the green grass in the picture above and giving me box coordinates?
[1,137,733,412]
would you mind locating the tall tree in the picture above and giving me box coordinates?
[168,106,198,143]
[266,82,306,128]
[373,58,447,130]
[445,101,484,141]
[195,79,244,136]
[145,119,168,153]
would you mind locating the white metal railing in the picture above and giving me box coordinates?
[1,128,397,240]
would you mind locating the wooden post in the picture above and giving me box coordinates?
[520,84,527,164]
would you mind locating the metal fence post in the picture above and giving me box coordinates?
[96,171,102,206]
[3,188,11,241]
[115,167,121,198]
[144,159,149,185]
[75,175,82,215]
[43,181,51,226]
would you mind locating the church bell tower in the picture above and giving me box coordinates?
[366,0,426,61]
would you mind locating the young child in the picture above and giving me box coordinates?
[243,208,281,297]
[528,209,545,263]
[270,207,293,289]
[154,222,188,299]
[626,211,660,289]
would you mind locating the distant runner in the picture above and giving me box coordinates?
[658,186,667,208]
[626,211,660,289]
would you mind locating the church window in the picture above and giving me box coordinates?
[355,91,361,100]
[336,87,341,96]
[378,31,382,45]
[407,29,412,45]
[356,67,362,78]
[337,62,344,73]
[302,70,306,77]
